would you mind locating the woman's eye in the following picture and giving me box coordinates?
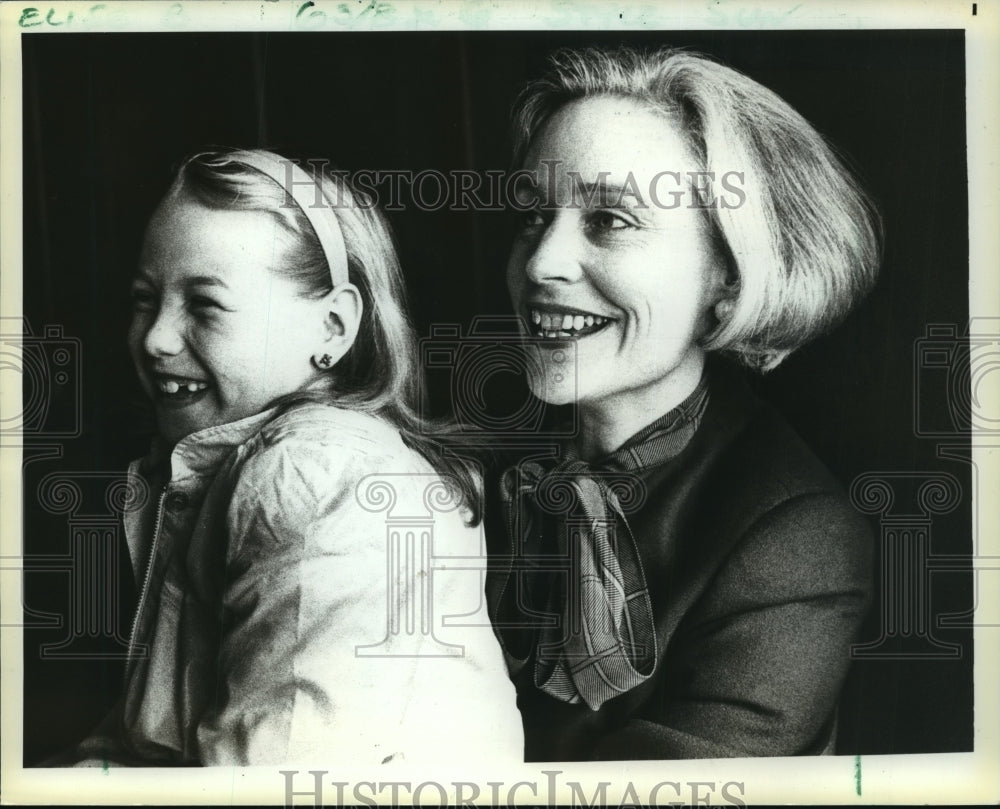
[189,295,221,311]
[520,208,547,229]
[588,210,633,232]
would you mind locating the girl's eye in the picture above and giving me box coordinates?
[130,287,157,311]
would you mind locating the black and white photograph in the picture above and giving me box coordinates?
[1,0,998,804]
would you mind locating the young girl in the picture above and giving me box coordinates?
[64,148,522,766]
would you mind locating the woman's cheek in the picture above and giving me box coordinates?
[507,236,534,283]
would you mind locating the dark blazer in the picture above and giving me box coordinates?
[487,359,873,760]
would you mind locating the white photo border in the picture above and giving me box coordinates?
[2,0,998,805]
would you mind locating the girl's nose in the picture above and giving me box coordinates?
[142,308,185,358]
[523,217,584,285]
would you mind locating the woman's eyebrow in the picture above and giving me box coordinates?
[513,177,543,199]
[519,177,642,207]
[184,275,229,290]
[571,179,642,206]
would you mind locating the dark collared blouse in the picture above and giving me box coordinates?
[487,358,873,760]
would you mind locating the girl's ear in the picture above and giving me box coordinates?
[312,283,363,370]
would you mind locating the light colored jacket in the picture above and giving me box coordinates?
[71,403,522,766]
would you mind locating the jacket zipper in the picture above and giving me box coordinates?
[125,484,168,670]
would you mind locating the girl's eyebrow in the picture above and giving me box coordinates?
[130,273,230,290]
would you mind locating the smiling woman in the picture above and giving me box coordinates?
[508,94,729,457]
[488,46,882,761]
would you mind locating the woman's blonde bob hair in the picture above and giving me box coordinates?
[512,46,882,371]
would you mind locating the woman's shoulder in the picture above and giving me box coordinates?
[697,359,847,504]
[656,359,869,563]
[663,364,873,613]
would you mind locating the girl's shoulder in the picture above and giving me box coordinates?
[258,401,406,453]
[227,402,472,548]
[239,401,434,481]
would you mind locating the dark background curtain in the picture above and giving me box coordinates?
[19,29,972,764]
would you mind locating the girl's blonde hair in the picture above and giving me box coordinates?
[170,149,481,521]
[513,46,883,371]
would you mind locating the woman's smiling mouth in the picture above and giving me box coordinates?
[529,307,615,340]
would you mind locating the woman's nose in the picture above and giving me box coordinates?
[523,217,584,285]
[142,307,185,358]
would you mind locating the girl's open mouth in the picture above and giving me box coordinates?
[152,374,210,404]
[528,307,615,340]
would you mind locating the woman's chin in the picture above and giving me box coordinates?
[526,370,580,407]
[523,341,579,405]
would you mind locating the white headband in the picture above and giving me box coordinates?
[230,150,350,288]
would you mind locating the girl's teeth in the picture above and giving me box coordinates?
[573,315,585,330]
[562,314,573,330]
[158,379,207,394]
[585,315,594,326]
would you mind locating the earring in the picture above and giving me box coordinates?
[314,353,333,369]
[715,298,735,322]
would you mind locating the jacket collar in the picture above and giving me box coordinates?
[140,407,280,484]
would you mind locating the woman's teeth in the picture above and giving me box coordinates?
[529,309,609,339]
[157,378,208,395]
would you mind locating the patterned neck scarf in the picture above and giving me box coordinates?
[494,374,709,710]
